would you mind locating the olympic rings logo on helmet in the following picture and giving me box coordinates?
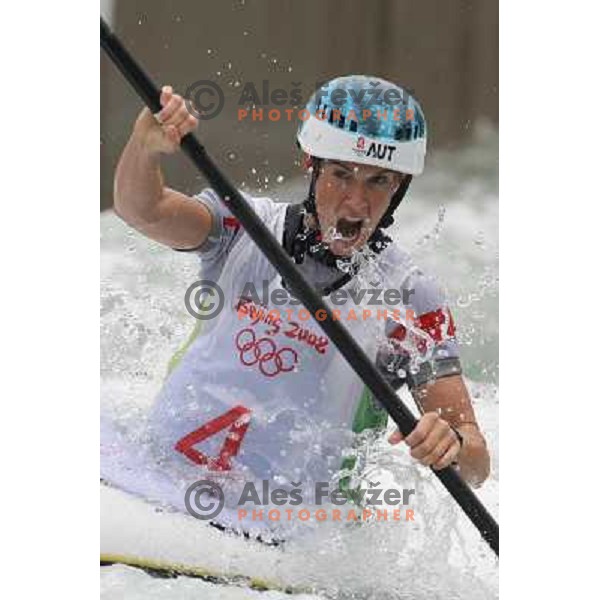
[235,328,299,378]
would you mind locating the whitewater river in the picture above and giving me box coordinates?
[100,124,499,599]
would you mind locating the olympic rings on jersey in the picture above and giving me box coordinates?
[234,328,299,378]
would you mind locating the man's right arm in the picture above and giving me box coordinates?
[113,85,212,250]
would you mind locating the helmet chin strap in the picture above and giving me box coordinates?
[378,173,413,228]
[287,158,412,275]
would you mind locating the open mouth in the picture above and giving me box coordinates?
[335,217,364,241]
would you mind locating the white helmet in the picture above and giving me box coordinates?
[297,75,427,176]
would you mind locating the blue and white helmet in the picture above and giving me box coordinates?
[297,75,427,175]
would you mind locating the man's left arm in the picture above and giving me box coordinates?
[383,268,490,487]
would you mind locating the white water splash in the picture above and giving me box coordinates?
[101,123,498,598]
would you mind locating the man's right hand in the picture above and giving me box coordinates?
[133,85,199,155]
[113,85,212,251]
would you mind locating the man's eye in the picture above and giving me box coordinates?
[334,170,351,179]
[371,176,390,185]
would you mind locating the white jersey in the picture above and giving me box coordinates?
[149,189,459,532]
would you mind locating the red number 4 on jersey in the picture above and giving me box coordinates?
[174,405,252,471]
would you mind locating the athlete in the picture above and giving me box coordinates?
[113,75,490,532]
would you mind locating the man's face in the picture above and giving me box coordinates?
[313,160,404,257]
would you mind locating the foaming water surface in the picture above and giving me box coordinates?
[100,124,498,598]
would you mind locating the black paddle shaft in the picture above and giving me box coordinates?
[101,17,499,556]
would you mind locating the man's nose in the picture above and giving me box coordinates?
[343,182,370,212]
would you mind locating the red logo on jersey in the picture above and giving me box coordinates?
[223,216,240,230]
[235,327,299,377]
[388,307,456,356]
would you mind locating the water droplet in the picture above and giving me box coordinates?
[288,66,293,72]
[276,175,285,183]
[456,295,472,308]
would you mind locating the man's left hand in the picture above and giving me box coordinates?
[388,412,461,471]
